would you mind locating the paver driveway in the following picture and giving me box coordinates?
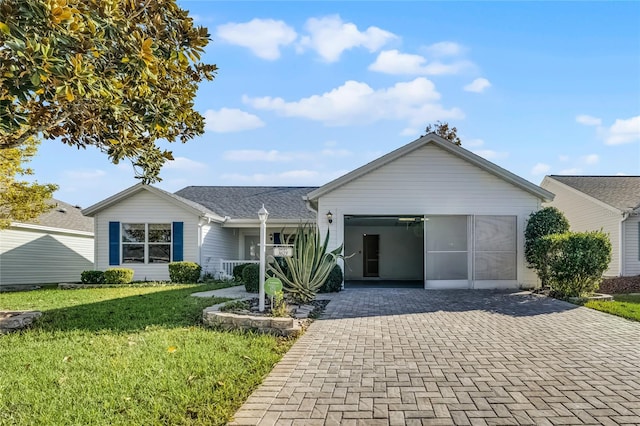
[230,289,640,425]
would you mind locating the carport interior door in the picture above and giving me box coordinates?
[363,234,379,277]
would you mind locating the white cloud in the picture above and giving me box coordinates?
[425,41,465,57]
[220,169,348,185]
[164,157,207,171]
[369,50,472,75]
[559,168,582,175]
[472,150,508,160]
[243,77,464,127]
[576,114,602,126]
[464,78,491,93]
[216,19,297,60]
[400,127,420,137]
[605,116,640,145]
[298,15,397,62]
[464,138,485,147]
[204,108,265,133]
[223,148,351,162]
[531,163,551,175]
[582,154,599,165]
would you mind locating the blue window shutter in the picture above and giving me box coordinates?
[109,222,120,265]
[274,232,281,244]
[173,222,184,261]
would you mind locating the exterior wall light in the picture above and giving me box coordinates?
[326,211,333,224]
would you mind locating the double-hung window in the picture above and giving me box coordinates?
[122,223,171,264]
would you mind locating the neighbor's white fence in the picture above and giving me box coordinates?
[219,260,259,278]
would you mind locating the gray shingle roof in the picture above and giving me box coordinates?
[174,186,318,220]
[550,175,640,211]
[24,199,94,232]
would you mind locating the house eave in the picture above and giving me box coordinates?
[222,218,317,228]
[9,222,94,237]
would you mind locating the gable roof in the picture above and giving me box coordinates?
[82,183,224,220]
[305,134,554,202]
[18,199,94,233]
[174,186,318,220]
[546,175,640,212]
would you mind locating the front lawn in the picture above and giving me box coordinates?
[583,293,640,322]
[0,283,293,425]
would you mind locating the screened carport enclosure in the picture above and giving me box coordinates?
[343,215,517,289]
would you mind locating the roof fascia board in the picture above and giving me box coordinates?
[307,135,554,202]
[222,218,317,228]
[542,176,622,215]
[9,222,94,237]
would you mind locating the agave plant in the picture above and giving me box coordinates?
[268,223,343,303]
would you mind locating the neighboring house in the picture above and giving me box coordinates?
[540,175,640,277]
[84,134,554,288]
[0,199,94,287]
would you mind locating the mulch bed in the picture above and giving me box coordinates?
[226,297,330,319]
[599,275,640,294]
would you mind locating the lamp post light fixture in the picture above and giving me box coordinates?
[258,204,269,312]
[326,211,333,224]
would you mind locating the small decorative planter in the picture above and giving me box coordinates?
[0,310,42,334]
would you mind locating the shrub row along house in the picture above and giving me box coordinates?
[83,134,557,289]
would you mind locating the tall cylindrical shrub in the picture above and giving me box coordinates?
[242,263,260,293]
[524,207,570,286]
[544,231,612,297]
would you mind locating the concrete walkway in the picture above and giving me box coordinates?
[230,288,640,425]
[192,284,251,299]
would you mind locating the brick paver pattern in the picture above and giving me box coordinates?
[230,289,640,425]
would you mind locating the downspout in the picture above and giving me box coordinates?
[619,211,630,277]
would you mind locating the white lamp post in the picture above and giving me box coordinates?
[258,204,269,312]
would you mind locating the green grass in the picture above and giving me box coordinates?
[583,293,640,322]
[0,283,294,425]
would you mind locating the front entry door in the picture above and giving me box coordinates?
[363,234,379,277]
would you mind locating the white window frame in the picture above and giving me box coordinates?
[121,223,172,264]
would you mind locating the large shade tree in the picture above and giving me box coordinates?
[0,0,217,226]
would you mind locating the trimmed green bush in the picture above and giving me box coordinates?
[319,264,343,293]
[103,268,134,284]
[543,230,612,297]
[232,263,251,281]
[242,263,260,293]
[80,270,104,284]
[525,207,570,286]
[168,261,201,283]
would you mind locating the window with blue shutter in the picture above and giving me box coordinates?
[109,221,120,265]
[172,222,183,261]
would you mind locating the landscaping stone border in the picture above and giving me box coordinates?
[0,311,42,334]
[202,301,305,337]
[568,292,613,303]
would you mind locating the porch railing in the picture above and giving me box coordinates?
[219,259,259,279]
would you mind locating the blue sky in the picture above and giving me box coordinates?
[31,1,640,208]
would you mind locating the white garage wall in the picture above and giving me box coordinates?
[0,226,94,285]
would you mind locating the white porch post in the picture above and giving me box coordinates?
[258,205,269,312]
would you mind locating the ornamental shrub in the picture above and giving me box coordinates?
[524,207,570,286]
[319,264,343,293]
[168,261,201,283]
[103,268,134,284]
[242,263,260,293]
[80,270,104,284]
[543,231,612,297]
[233,263,251,281]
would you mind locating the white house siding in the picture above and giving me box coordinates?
[541,178,621,276]
[317,144,542,288]
[200,223,239,276]
[93,190,200,281]
[623,216,640,276]
[0,226,94,285]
